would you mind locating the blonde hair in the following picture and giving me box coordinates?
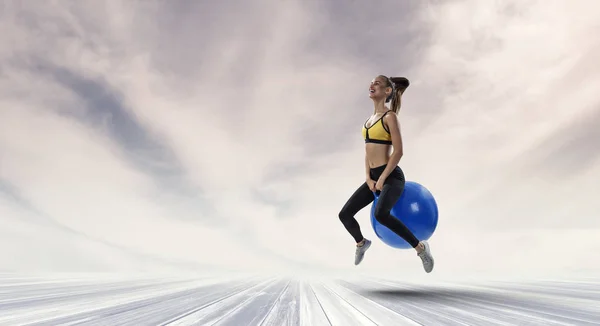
[379,75,410,113]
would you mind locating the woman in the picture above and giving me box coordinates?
[338,75,434,273]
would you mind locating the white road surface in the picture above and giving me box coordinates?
[0,274,598,325]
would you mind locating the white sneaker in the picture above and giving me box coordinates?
[417,241,434,273]
[354,239,372,265]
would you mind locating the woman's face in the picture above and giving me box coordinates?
[369,76,391,100]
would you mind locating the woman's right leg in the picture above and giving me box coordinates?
[374,177,435,273]
[338,182,375,265]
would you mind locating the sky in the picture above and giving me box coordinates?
[1,0,599,280]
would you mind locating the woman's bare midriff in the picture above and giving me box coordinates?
[365,143,392,168]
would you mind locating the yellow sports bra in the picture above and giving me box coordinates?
[362,111,392,145]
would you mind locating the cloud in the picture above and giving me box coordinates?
[1,0,599,278]
[406,0,600,231]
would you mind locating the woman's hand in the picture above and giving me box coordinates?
[366,178,376,192]
[375,178,385,191]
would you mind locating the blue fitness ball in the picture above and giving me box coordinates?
[370,181,439,249]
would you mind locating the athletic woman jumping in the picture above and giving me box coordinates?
[338,75,434,273]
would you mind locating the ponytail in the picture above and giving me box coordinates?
[389,89,402,113]
[377,75,410,113]
[389,76,410,113]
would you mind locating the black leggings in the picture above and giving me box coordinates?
[338,164,420,248]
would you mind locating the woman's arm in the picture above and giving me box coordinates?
[379,112,404,181]
[365,153,372,180]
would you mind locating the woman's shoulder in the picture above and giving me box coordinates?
[382,110,399,125]
[384,110,398,118]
